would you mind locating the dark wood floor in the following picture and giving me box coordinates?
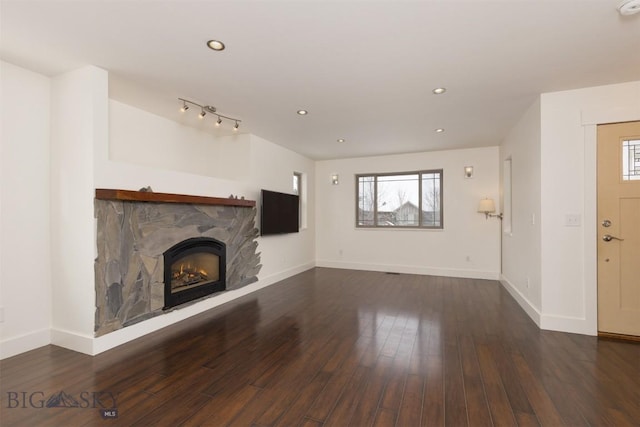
[1,268,639,426]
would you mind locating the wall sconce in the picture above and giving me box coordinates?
[464,166,474,178]
[478,198,503,220]
[331,174,339,185]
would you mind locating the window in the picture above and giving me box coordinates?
[293,172,306,229]
[622,139,640,181]
[356,170,443,228]
[293,172,302,195]
[503,158,512,234]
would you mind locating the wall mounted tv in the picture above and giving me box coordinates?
[260,189,300,236]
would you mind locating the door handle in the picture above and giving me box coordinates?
[602,234,624,242]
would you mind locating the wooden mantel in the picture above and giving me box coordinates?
[95,188,256,208]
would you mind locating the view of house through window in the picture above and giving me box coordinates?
[356,170,443,228]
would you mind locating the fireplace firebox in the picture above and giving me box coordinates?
[163,237,226,309]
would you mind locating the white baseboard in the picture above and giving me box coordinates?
[540,314,597,336]
[316,260,500,280]
[257,262,316,287]
[0,328,51,360]
[499,275,542,327]
[500,275,596,336]
[51,328,94,355]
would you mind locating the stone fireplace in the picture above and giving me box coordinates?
[94,189,261,337]
[164,237,226,309]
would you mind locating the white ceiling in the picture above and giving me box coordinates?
[2,0,639,160]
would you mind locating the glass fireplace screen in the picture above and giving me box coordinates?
[170,252,220,293]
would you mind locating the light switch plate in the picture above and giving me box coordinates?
[565,214,581,227]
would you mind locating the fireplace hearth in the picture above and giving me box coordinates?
[164,237,226,309]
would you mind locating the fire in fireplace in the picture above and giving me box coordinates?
[163,237,226,309]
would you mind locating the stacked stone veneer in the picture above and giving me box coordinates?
[94,200,261,336]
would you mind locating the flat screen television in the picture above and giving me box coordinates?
[260,189,300,236]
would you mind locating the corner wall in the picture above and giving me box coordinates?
[0,61,52,359]
[499,98,542,324]
[49,66,107,354]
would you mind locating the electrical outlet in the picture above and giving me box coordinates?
[526,278,530,288]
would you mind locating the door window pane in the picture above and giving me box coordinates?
[622,139,640,181]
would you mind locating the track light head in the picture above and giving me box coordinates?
[178,98,241,130]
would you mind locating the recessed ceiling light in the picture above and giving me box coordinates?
[435,128,445,133]
[207,40,225,51]
[297,110,308,115]
[337,138,345,143]
[432,87,446,95]
[619,0,640,15]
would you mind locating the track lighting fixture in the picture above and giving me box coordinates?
[178,98,242,130]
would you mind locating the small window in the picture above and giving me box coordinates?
[356,170,443,229]
[622,139,640,181]
[293,172,306,229]
[503,158,512,234]
[293,172,302,195]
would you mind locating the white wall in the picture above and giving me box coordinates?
[500,98,542,324]
[49,66,107,354]
[316,147,501,279]
[539,80,640,335]
[108,100,251,182]
[102,99,253,195]
[0,61,52,359]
